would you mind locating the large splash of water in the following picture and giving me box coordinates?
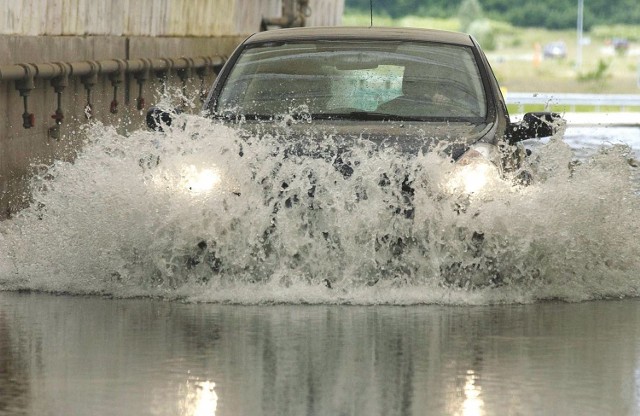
[1,115,639,304]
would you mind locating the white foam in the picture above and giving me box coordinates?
[1,115,639,304]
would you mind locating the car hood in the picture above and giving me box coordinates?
[225,119,494,159]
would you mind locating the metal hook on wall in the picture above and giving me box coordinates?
[15,64,36,129]
[176,57,194,107]
[48,62,70,139]
[80,61,99,119]
[1,55,226,127]
[155,58,172,97]
[196,57,211,103]
[133,59,151,111]
[108,59,126,114]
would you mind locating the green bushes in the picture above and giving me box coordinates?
[591,24,640,42]
[348,0,640,30]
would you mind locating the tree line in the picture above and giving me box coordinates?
[347,0,640,30]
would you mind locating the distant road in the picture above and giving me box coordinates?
[507,92,640,126]
[562,112,640,126]
[506,92,640,109]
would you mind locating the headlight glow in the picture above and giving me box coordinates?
[446,144,502,195]
[182,165,221,193]
[447,160,499,194]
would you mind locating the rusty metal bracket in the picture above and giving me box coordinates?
[196,57,211,103]
[108,59,126,114]
[48,62,71,139]
[15,64,36,129]
[80,61,99,119]
[154,58,173,96]
[50,62,70,125]
[133,58,151,111]
[0,55,225,126]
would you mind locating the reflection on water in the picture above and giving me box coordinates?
[461,370,483,416]
[182,380,217,416]
[1,292,640,415]
[0,309,30,415]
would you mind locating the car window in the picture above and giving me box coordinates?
[326,64,403,111]
[215,40,487,122]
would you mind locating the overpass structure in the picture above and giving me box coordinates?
[0,0,344,217]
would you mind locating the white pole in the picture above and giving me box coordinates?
[576,0,584,70]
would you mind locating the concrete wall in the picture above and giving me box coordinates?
[0,0,344,218]
[0,0,343,36]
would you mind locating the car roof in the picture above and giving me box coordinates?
[244,27,475,47]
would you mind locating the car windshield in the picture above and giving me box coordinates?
[215,40,488,123]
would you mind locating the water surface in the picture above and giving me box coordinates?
[1,292,639,415]
[1,120,640,415]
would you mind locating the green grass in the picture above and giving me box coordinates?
[341,12,460,31]
[341,12,640,98]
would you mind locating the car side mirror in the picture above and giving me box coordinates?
[146,106,174,131]
[508,112,563,144]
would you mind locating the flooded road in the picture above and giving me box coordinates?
[1,292,640,415]
[1,121,639,414]
[1,120,640,303]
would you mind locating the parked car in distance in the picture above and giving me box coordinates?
[612,37,629,55]
[543,41,567,59]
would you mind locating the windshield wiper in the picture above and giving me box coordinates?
[215,113,275,121]
[312,111,428,122]
[355,111,430,122]
[216,111,481,124]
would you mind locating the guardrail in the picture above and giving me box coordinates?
[0,56,225,129]
[505,92,640,112]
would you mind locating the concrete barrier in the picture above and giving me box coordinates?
[0,35,245,218]
[0,0,345,218]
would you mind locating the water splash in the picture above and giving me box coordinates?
[1,115,639,304]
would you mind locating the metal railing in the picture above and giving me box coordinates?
[506,92,640,113]
[0,56,225,129]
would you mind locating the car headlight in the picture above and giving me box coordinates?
[182,165,222,193]
[147,154,241,197]
[446,143,502,195]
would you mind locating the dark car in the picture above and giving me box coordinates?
[147,27,562,286]
[152,27,559,193]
